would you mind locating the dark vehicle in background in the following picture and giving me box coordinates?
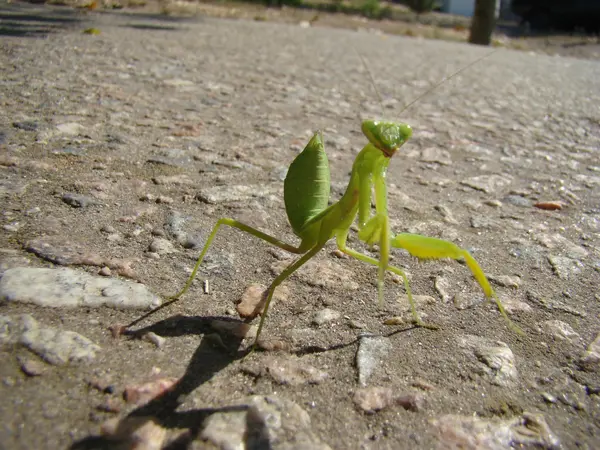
[511,0,600,31]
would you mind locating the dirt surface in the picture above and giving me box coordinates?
[1,1,600,449]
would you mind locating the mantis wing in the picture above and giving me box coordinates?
[284,133,331,237]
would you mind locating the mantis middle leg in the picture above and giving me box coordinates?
[335,229,437,329]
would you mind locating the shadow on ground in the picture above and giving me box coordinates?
[0,0,86,37]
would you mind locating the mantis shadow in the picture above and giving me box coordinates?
[69,315,267,450]
[69,309,417,449]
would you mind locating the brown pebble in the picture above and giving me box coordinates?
[534,201,563,211]
[236,284,266,319]
[211,320,257,339]
[19,358,46,376]
[87,377,115,394]
[256,338,291,352]
[96,398,122,413]
[124,378,178,406]
[383,317,405,325]
[109,324,127,338]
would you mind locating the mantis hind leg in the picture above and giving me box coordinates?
[392,233,523,334]
[170,218,305,301]
[335,233,438,330]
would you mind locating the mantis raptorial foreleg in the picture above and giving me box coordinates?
[391,233,519,332]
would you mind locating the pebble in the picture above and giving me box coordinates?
[353,387,424,413]
[421,147,452,165]
[18,357,46,376]
[13,120,39,131]
[579,333,600,371]
[311,308,341,326]
[356,335,391,386]
[538,320,580,342]
[147,238,178,255]
[236,284,267,319]
[271,258,359,291]
[433,412,560,449]
[534,201,564,210]
[488,274,521,288]
[0,314,100,366]
[124,378,178,406]
[142,332,166,349]
[458,335,518,386]
[55,122,85,136]
[101,416,166,450]
[0,267,161,309]
[548,255,584,280]
[503,194,533,207]
[25,237,138,278]
[461,174,512,194]
[210,320,257,339]
[197,184,278,204]
[61,193,98,208]
[200,395,332,450]
[249,355,328,385]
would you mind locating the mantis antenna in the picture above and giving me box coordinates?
[354,47,498,117]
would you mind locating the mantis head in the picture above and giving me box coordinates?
[361,120,412,157]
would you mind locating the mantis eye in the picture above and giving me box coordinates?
[362,120,412,156]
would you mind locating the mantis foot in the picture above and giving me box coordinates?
[411,319,439,330]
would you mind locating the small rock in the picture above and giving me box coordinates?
[503,195,532,207]
[459,335,518,386]
[0,267,160,309]
[13,121,39,131]
[142,332,166,349]
[56,122,84,136]
[538,320,580,342]
[0,314,100,366]
[96,398,122,414]
[536,233,588,259]
[433,412,560,449]
[462,175,512,194]
[580,333,600,371]
[124,378,178,406]
[421,147,452,165]
[237,284,266,319]
[534,201,563,210]
[211,320,256,339]
[19,357,46,376]
[548,255,584,280]
[62,193,98,208]
[101,416,166,450]
[353,387,424,413]
[201,396,332,450]
[488,275,521,289]
[434,276,453,303]
[311,308,341,326]
[435,204,459,224]
[148,238,177,255]
[255,355,328,385]
[99,267,112,276]
[197,184,277,204]
[356,335,391,386]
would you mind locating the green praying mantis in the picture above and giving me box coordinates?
[153,51,522,347]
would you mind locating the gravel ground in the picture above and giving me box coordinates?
[1,1,600,449]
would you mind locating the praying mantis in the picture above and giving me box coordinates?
[155,51,522,348]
